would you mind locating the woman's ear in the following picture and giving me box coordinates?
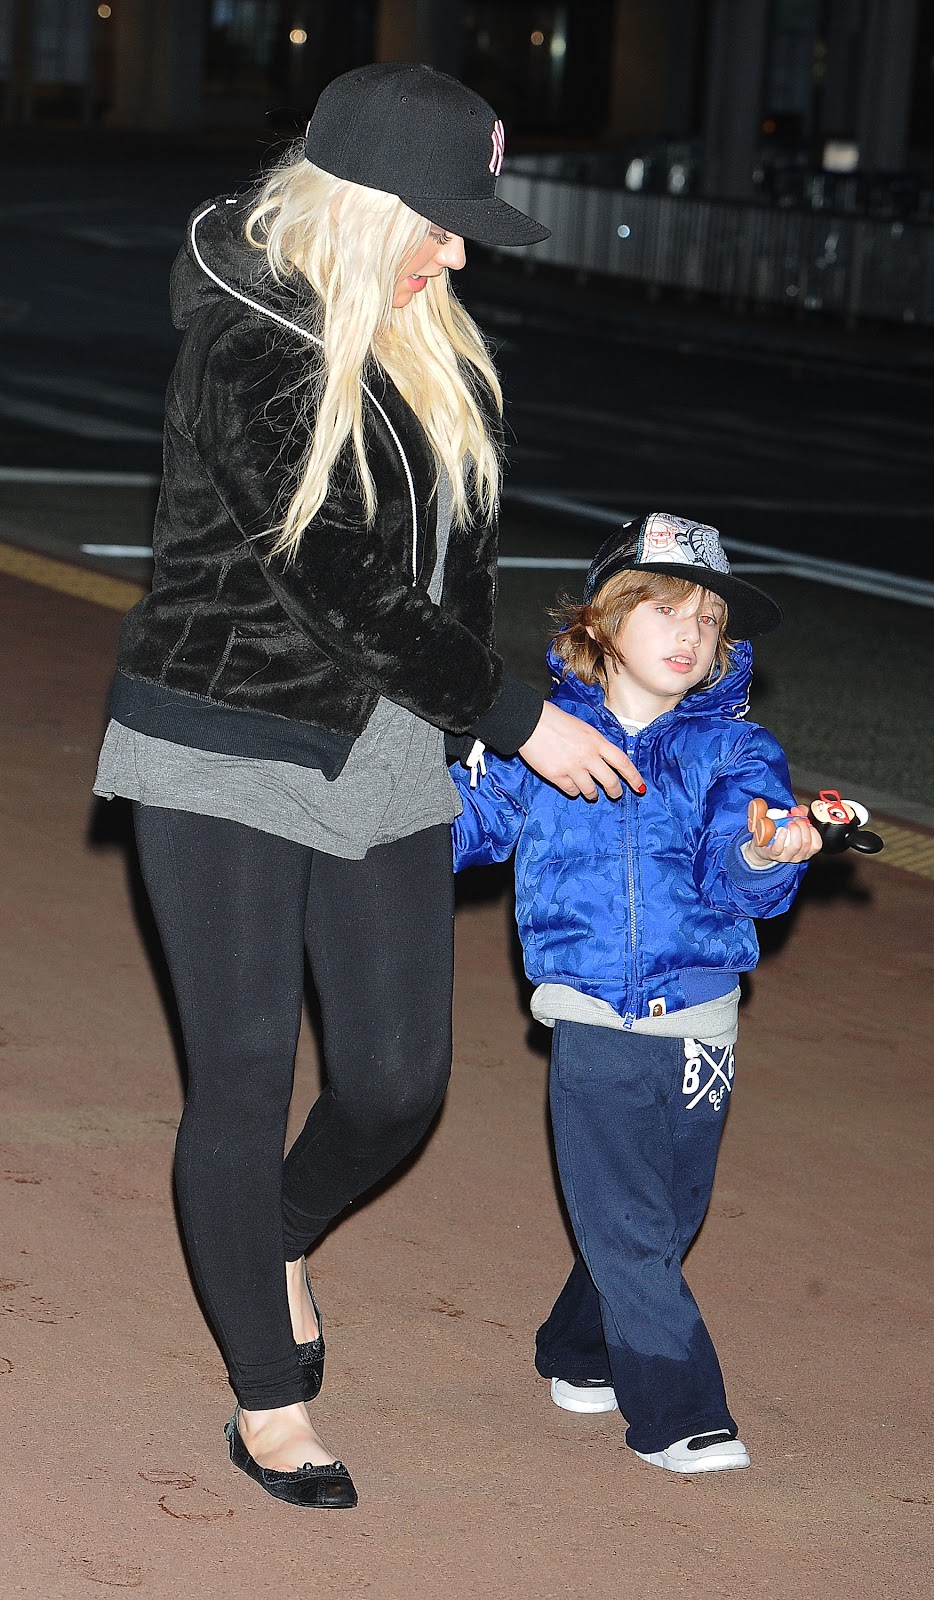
[585,623,595,640]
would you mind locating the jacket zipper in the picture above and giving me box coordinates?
[622,728,638,1029]
[189,201,420,580]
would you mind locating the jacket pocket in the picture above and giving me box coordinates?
[207,623,307,698]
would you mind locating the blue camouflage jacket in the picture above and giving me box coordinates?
[451,640,806,1027]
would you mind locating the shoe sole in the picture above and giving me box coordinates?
[634,1447,750,1474]
[550,1377,618,1414]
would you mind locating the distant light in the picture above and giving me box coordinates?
[823,139,859,173]
[617,225,631,239]
[551,35,567,58]
[530,30,545,46]
[289,28,308,45]
[97,3,111,16]
[762,119,777,134]
[625,158,645,192]
[667,163,688,194]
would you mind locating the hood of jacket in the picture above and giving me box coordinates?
[169,192,320,338]
[545,635,753,734]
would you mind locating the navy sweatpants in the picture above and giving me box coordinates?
[535,1021,739,1454]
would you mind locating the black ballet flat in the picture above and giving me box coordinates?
[224,1412,357,1508]
[296,1266,325,1403]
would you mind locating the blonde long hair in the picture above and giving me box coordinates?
[246,149,503,561]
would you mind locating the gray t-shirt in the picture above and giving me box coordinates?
[94,473,462,858]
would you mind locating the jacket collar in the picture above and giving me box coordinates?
[546,637,753,733]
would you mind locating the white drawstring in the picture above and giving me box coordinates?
[466,739,486,788]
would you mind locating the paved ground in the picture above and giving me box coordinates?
[1,545,932,1597]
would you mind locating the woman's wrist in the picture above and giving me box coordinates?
[463,673,544,757]
[518,699,645,800]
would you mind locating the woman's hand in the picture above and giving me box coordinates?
[518,701,645,801]
[745,804,823,867]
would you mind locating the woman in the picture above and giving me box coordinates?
[95,63,643,1508]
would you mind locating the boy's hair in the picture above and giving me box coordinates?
[551,570,735,691]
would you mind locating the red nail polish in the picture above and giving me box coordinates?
[637,782,647,795]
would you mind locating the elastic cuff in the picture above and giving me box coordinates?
[465,672,543,757]
[727,837,798,891]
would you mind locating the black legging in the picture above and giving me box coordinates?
[133,805,454,1410]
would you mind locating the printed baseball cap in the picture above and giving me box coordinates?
[583,512,783,638]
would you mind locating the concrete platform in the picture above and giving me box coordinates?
[1,563,931,1599]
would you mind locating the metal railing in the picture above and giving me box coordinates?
[497,169,934,326]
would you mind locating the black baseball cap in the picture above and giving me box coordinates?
[304,62,550,247]
[583,513,783,639]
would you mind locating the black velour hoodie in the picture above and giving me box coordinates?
[108,194,542,777]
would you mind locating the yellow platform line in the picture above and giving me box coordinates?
[0,540,146,612]
[3,537,933,883]
[871,824,934,880]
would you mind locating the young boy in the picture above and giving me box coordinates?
[451,512,821,1474]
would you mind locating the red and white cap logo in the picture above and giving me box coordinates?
[489,119,505,176]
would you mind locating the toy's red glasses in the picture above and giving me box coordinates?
[818,789,850,824]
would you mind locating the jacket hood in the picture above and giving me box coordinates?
[169,192,316,334]
[546,636,753,729]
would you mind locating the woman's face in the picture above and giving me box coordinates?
[393,225,466,308]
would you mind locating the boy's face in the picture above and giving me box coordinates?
[602,588,725,720]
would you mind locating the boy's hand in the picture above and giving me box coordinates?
[745,804,822,866]
[519,701,645,801]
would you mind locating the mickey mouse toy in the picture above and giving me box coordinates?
[748,789,885,857]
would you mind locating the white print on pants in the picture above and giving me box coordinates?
[682,1039,735,1111]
